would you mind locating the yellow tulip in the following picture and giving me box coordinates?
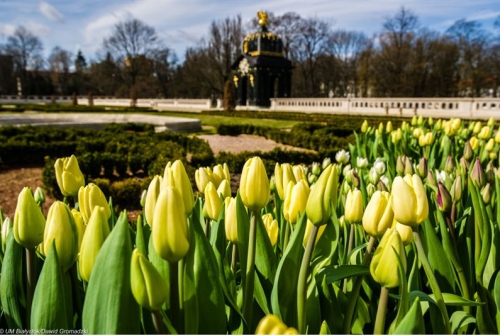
[130,249,168,311]
[362,191,393,238]
[71,209,86,252]
[54,155,85,197]
[213,163,230,183]
[393,219,414,245]
[79,206,110,282]
[412,128,423,139]
[240,157,270,212]
[44,201,78,270]
[78,183,111,224]
[274,163,296,200]
[195,167,215,193]
[283,180,310,224]
[293,165,307,182]
[469,136,479,150]
[306,164,339,226]
[391,174,429,227]
[152,186,190,262]
[485,138,495,152]
[13,187,46,249]
[224,197,238,243]
[344,188,363,224]
[217,179,232,199]
[262,213,278,246]
[255,314,299,335]
[144,175,162,227]
[495,128,500,143]
[204,182,223,221]
[164,160,194,216]
[370,228,406,288]
[478,125,491,139]
[361,120,368,133]
[473,121,482,134]
[303,219,326,246]
[386,121,393,133]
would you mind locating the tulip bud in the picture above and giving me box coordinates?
[78,183,111,224]
[374,158,386,175]
[368,167,380,185]
[140,189,147,207]
[487,116,495,127]
[342,164,352,178]
[344,188,363,224]
[393,219,413,245]
[195,167,214,193]
[426,170,437,188]
[283,180,310,224]
[306,164,339,226]
[13,187,46,249]
[164,161,195,216]
[2,217,12,251]
[307,173,317,185]
[469,136,479,151]
[435,119,442,130]
[489,151,497,160]
[478,126,491,139]
[322,157,331,170]
[450,175,462,203]
[224,197,238,243]
[413,127,423,139]
[362,191,393,238]
[370,228,406,288]
[417,115,424,125]
[34,187,45,205]
[386,121,393,133]
[437,182,452,212]
[204,182,223,221]
[144,176,162,227]
[293,165,307,182]
[473,121,482,134]
[130,249,168,311]
[79,206,111,282]
[274,163,296,200]
[54,155,85,197]
[396,156,405,175]
[378,178,389,192]
[366,183,377,199]
[152,186,190,262]
[262,213,278,246]
[404,156,414,176]
[255,314,299,335]
[494,128,500,143]
[428,116,434,126]
[240,157,270,212]
[361,120,368,133]
[444,155,455,174]
[213,163,230,184]
[411,116,417,126]
[471,158,485,188]
[356,157,368,169]
[215,179,231,199]
[481,184,491,204]
[485,162,495,184]
[311,162,321,176]
[463,141,473,160]
[71,209,85,252]
[417,157,428,179]
[335,150,350,165]
[44,201,78,270]
[391,175,429,227]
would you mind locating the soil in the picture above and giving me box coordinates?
[0,134,312,220]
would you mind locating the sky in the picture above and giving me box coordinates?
[0,0,499,63]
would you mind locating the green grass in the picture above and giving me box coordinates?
[153,111,300,130]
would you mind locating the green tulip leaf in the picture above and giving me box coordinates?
[82,211,140,334]
[187,198,227,334]
[449,311,476,334]
[317,265,369,285]
[429,293,485,306]
[393,297,425,334]
[270,213,307,327]
[31,242,68,329]
[255,212,277,285]
[0,231,25,329]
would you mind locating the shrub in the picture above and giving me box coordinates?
[109,178,143,211]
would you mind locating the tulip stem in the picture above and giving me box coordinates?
[151,309,166,334]
[26,248,36,329]
[168,261,182,333]
[178,259,185,331]
[283,221,290,252]
[297,223,318,334]
[374,287,389,334]
[205,218,211,238]
[413,229,451,334]
[70,264,83,327]
[343,224,355,292]
[242,211,258,330]
[342,236,376,334]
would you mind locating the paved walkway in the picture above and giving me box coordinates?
[0,112,202,132]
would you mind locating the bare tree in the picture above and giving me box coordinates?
[48,46,73,95]
[103,18,158,92]
[151,47,178,98]
[3,26,44,95]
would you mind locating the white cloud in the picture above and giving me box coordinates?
[0,23,17,38]
[39,1,64,22]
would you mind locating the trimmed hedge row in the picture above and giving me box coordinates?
[0,103,155,113]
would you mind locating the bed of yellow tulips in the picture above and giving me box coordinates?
[1,115,500,334]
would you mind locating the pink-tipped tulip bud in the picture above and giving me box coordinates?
[437,182,452,213]
[417,157,428,179]
[471,158,485,188]
[450,175,462,203]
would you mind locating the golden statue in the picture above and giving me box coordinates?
[258,11,268,27]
